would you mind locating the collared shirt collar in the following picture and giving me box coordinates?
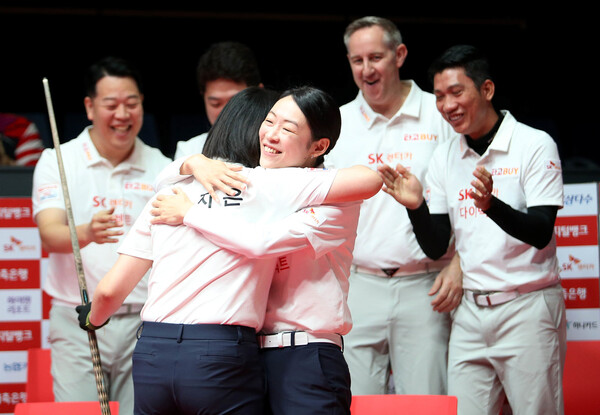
[79,126,146,172]
[488,110,516,152]
[459,110,516,158]
[356,80,422,128]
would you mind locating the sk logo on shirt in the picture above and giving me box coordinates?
[545,159,562,171]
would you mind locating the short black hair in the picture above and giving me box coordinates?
[84,56,143,98]
[428,45,493,89]
[196,41,261,95]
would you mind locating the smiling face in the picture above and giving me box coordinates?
[84,75,143,164]
[258,96,327,169]
[433,67,497,139]
[346,25,407,116]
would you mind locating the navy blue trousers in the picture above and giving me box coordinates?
[262,343,351,415]
[132,322,264,415]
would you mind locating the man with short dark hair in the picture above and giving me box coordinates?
[379,44,566,414]
[175,41,263,159]
[32,56,171,414]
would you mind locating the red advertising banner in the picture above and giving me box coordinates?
[0,383,26,413]
[0,322,41,351]
[555,215,599,247]
[0,261,40,290]
[561,278,600,309]
[0,199,35,228]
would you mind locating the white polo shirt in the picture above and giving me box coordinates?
[32,127,171,307]
[325,81,460,270]
[174,133,207,160]
[426,111,564,292]
[118,166,338,329]
[181,200,361,335]
[264,202,359,335]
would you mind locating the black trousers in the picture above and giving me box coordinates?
[262,343,351,415]
[132,322,264,415]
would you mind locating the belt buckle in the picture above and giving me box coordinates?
[472,292,492,307]
[276,331,294,348]
[381,268,398,277]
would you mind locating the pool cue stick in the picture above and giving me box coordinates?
[42,78,112,415]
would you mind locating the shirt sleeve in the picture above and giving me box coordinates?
[248,167,338,212]
[300,202,361,257]
[521,130,564,208]
[117,198,154,260]
[153,157,190,192]
[32,149,65,217]
[183,201,360,259]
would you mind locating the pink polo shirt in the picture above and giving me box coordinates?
[118,166,338,329]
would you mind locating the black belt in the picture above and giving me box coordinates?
[137,321,257,343]
[351,263,445,278]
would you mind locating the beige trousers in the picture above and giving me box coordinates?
[49,304,140,415]
[448,284,566,415]
[344,270,451,395]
